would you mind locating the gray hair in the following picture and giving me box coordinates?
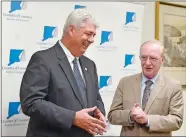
[140,39,165,57]
[63,8,98,35]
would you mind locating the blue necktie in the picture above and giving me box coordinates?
[73,58,87,107]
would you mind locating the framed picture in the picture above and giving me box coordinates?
[155,1,186,88]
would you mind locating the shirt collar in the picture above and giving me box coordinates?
[58,40,79,63]
[141,72,159,85]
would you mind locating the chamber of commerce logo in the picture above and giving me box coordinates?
[125,11,136,25]
[99,76,112,89]
[100,31,113,45]
[37,25,58,49]
[74,5,86,9]
[123,11,139,31]
[9,0,25,13]
[2,49,26,74]
[8,49,24,66]
[3,0,32,22]
[124,54,135,68]
[7,102,21,119]
[42,26,58,41]
[97,30,116,51]
[1,102,29,127]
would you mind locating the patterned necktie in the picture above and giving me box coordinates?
[142,80,153,110]
[73,58,87,107]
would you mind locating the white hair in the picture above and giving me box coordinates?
[140,39,165,57]
[63,8,98,35]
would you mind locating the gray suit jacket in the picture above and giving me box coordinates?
[20,41,105,137]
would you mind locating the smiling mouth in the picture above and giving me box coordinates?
[145,68,152,70]
[83,44,89,48]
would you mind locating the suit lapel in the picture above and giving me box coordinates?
[79,57,93,108]
[54,42,85,108]
[144,74,164,113]
[133,74,141,106]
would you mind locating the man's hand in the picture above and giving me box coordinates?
[130,103,139,121]
[73,106,106,135]
[130,103,148,124]
[94,108,106,122]
[93,108,107,135]
[135,113,148,124]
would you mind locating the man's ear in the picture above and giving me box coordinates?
[68,25,75,36]
[161,56,164,62]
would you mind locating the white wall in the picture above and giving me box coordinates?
[135,2,186,43]
[180,89,186,136]
[183,89,186,136]
[135,2,155,43]
[0,1,2,136]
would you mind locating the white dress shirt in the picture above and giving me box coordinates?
[58,40,86,84]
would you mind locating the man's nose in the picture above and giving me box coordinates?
[145,58,151,65]
[88,36,94,43]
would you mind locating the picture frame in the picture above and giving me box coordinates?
[155,1,186,88]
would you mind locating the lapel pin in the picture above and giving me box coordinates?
[85,68,87,71]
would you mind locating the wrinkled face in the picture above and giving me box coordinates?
[69,20,96,57]
[140,43,163,79]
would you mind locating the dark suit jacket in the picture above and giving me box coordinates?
[20,41,105,137]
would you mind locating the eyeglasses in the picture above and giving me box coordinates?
[140,56,161,63]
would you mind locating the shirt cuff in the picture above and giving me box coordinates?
[146,117,150,127]
[128,111,134,124]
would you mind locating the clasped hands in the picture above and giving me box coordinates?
[130,103,148,125]
[73,106,107,135]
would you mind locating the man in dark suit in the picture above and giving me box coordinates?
[20,8,106,137]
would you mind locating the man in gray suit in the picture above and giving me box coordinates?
[20,9,106,137]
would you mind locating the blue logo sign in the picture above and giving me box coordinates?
[9,1,23,13]
[100,31,113,45]
[3,1,32,22]
[125,12,136,25]
[8,49,24,66]
[42,26,58,41]
[74,5,86,9]
[99,76,112,89]
[7,102,21,119]
[124,54,135,67]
